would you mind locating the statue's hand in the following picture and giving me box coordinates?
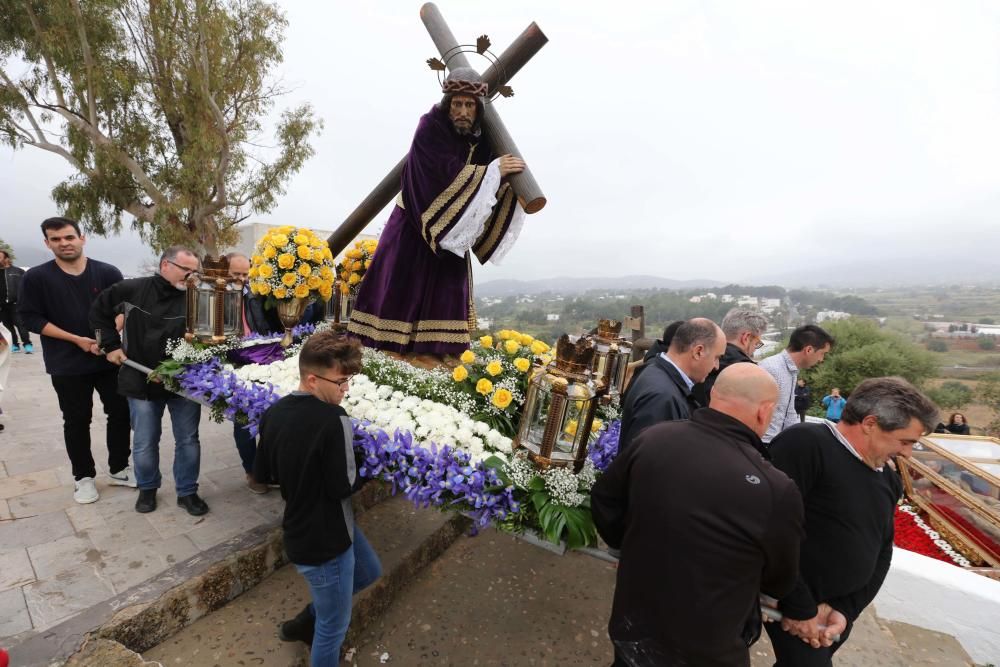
[499,154,526,178]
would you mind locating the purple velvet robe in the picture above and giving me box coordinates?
[348,105,520,355]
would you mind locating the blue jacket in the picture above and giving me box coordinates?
[821,395,846,420]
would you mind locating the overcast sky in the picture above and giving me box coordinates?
[3,0,1000,284]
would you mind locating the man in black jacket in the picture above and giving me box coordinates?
[593,364,805,667]
[0,250,33,353]
[618,318,726,452]
[691,308,767,407]
[767,377,937,665]
[90,246,209,516]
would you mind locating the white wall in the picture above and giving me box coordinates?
[874,547,1000,663]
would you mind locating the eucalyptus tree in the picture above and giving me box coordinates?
[0,0,321,254]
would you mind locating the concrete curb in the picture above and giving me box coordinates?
[7,482,392,666]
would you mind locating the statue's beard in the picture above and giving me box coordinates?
[451,119,475,136]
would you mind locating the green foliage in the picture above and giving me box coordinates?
[802,318,937,397]
[926,381,973,410]
[927,339,948,353]
[788,290,880,316]
[0,0,321,254]
[980,318,995,325]
[977,373,1000,436]
[978,336,997,351]
[0,236,13,260]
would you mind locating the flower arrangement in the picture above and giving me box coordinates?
[450,329,552,437]
[336,238,378,295]
[247,226,336,302]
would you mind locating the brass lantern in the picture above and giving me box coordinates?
[185,256,243,344]
[590,319,634,396]
[515,335,602,471]
[323,278,354,329]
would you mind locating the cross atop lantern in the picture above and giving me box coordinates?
[185,255,243,344]
[515,334,603,471]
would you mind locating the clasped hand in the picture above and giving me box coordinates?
[780,603,847,648]
[498,154,526,178]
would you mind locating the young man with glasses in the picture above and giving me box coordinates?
[691,309,769,410]
[253,329,381,663]
[90,246,210,516]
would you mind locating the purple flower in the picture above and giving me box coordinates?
[588,420,621,472]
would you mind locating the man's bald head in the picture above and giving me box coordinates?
[710,364,780,439]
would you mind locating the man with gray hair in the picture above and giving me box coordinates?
[691,308,768,407]
[91,246,210,516]
[618,318,726,451]
[765,377,937,665]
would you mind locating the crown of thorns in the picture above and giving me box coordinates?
[426,34,514,102]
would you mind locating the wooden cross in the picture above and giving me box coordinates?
[327,2,548,257]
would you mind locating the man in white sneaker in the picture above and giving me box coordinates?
[17,217,134,503]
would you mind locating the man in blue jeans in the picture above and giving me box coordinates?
[90,246,209,516]
[254,330,381,665]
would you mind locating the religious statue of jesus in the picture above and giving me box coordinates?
[347,68,526,357]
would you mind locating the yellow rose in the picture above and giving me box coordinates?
[294,283,310,299]
[491,388,513,409]
[348,273,361,285]
[539,354,553,366]
[262,245,277,259]
[346,249,362,260]
[592,419,604,433]
[364,260,372,269]
[298,263,312,277]
[296,245,312,260]
[319,284,333,300]
[363,239,377,253]
[519,334,535,345]
[504,339,520,354]
[452,365,469,382]
[350,260,362,271]
[486,360,503,376]
[281,272,297,287]
[479,335,494,348]
[279,225,295,234]
[258,264,274,278]
[339,281,351,295]
[322,248,333,261]
[564,420,578,437]
[270,233,289,247]
[256,282,271,296]
[320,266,333,280]
[250,254,263,266]
[530,340,549,355]
[514,358,531,372]
[475,378,493,395]
[294,233,310,246]
[307,275,321,289]
[248,267,259,279]
[312,249,325,262]
[460,350,476,364]
[277,253,295,269]
[498,329,512,341]
[339,270,351,281]
[272,286,286,299]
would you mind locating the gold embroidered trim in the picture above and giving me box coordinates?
[348,321,470,346]
[348,321,410,346]
[421,165,476,239]
[415,319,469,331]
[475,184,514,262]
[414,331,470,343]
[351,310,413,334]
[427,166,487,250]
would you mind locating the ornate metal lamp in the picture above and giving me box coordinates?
[515,335,602,471]
[184,256,243,344]
[323,278,353,329]
[590,319,634,396]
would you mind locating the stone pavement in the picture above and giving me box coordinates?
[0,346,286,651]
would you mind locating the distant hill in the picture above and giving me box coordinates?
[750,258,1000,288]
[477,275,724,297]
[7,246,50,269]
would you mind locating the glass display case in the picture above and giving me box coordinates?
[898,433,1000,566]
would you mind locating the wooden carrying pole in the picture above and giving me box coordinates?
[326,5,547,258]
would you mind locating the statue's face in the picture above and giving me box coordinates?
[449,95,477,135]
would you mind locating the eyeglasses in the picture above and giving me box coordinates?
[754,339,766,350]
[166,259,200,281]
[313,373,355,390]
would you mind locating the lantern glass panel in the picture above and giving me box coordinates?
[191,282,241,340]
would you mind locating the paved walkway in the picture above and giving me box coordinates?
[0,348,285,647]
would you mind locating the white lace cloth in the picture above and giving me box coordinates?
[439,158,525,265]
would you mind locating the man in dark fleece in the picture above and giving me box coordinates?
[593,364,804,667]
[767,377,937,665]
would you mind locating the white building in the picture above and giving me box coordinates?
[761,298,782,309]
[689,295,703,303]
[816,310,851,323]
[547,313,561,322]
[477,317,493,330]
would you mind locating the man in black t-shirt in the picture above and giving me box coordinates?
[18,217,132,505]
[767,377,937,665]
